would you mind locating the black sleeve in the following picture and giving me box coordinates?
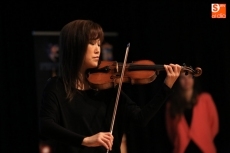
[123,83,172,127]
[39,78,85,147]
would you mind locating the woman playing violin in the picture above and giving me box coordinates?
[39,19,181,153]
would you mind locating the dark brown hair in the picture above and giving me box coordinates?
[169,74,201,118]
[59,20,104,101]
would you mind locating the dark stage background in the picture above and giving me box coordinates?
[1,1,230,153]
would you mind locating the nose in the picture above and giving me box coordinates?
[95,46,100,54]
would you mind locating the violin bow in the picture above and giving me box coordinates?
[106,43,130,153]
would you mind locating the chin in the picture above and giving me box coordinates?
[88,62,99,68]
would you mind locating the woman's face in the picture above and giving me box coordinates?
[179,72,194,91]
[83,39,101,69]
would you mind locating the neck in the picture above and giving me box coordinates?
[184,89,193,102]
[77,67,90,90]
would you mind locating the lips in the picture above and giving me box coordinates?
[93,57,99,59]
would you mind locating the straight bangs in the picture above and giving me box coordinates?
[88,23,104,42]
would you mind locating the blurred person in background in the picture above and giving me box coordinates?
[101,42,113,61]
[165,71,219,153]
[46,43,59,77]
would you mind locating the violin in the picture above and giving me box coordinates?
[87,60,202,90]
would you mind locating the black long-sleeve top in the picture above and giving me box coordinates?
[184,108,203,153]
[39,76,172,153]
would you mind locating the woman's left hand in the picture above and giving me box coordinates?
[164,64,182,88]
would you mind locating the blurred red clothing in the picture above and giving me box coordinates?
[165,92,219,153]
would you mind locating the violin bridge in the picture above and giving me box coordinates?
[114,61,118,73]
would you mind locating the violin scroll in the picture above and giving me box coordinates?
[193,67,202,77]
[181,63,202,77]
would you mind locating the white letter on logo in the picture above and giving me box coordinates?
[211,4,220,12]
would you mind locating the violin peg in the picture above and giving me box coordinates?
[185,70,188,75]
